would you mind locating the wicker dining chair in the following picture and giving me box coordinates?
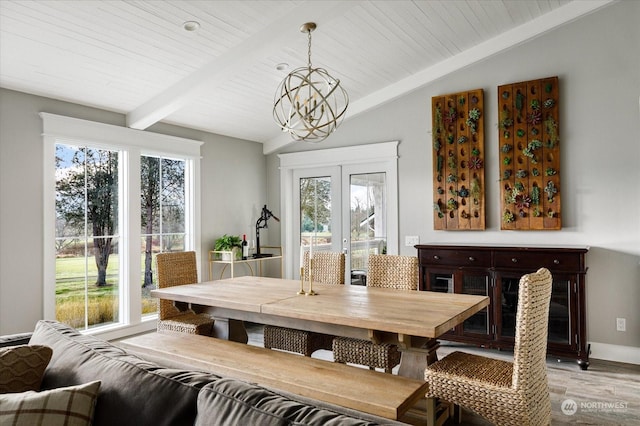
[156,251,214,336]
[263,251,345,356]
[332,254,419,373]
[424,267,553,426]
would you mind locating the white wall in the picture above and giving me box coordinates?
[0,89,268,334]
[269,1,640,359]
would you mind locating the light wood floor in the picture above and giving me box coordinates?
[246,323,639,425]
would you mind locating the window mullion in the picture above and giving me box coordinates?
[126,149,142,325]
[84,149,89,330]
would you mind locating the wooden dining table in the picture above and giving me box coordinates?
[151,275,489,380]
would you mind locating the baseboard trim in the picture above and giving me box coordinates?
[589,342,640,365]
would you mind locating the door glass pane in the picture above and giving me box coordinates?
[299,176,332,251]
[549,278,571,344]
[462,274,489,335]
[349,173,386,284]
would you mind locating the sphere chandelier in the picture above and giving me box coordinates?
[273,22,349,143]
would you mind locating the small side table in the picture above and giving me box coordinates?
[208,246,283,280]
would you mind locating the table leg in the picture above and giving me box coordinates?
[397,338,439,380]
[212,318,248,343]
[399,339,449,426]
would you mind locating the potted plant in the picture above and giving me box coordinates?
[214,234,243,261]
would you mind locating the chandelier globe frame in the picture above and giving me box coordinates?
[273,22,349,143]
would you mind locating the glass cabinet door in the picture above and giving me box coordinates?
[461,273,491,337]
[498,272,573,347]
[424,270,490,338]
[429,273,453,293]
[498,274,520,340]
[548,276,572,346]
[424,272,455,336]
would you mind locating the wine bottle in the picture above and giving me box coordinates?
[242,234,249,260]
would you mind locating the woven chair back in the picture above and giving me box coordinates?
[512,267,553,391]
[303,251,345,285]
[366,254,418,290]
[156,251,198,320]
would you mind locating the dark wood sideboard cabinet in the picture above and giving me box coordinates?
[416,244,589,369]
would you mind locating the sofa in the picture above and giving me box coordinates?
[0,320,404,425]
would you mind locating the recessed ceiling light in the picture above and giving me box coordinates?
[183,21,200,32]
[276,63,289,71]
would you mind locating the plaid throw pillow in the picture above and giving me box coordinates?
[0,380,101,426]
[0,345,53,393]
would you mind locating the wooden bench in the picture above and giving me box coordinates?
[117,331,428,421]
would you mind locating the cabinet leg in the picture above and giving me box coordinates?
[578,359,589,370]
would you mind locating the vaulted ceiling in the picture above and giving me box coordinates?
[0,1,612,153]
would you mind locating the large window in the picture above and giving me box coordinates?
[43,113,201,338]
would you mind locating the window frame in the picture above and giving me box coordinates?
[42,113,202,340]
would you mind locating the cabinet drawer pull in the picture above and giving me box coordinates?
[468,256,475,262]
[553,259,560,264]
[511,257,518,263]
[433,255,440,260]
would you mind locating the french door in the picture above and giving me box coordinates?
[342,166,390,284]
[280,142,398,283]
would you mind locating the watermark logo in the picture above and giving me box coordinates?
[561,399,577,416]
[561,398,628,416]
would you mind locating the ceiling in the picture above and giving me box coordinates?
[0,1,612,154]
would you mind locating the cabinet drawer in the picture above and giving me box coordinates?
[493,251,581,272]
[420,249,490,267]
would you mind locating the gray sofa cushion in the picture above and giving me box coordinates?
[28,320,222,426]
[0,332,32,348]
[195,378,395,426]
